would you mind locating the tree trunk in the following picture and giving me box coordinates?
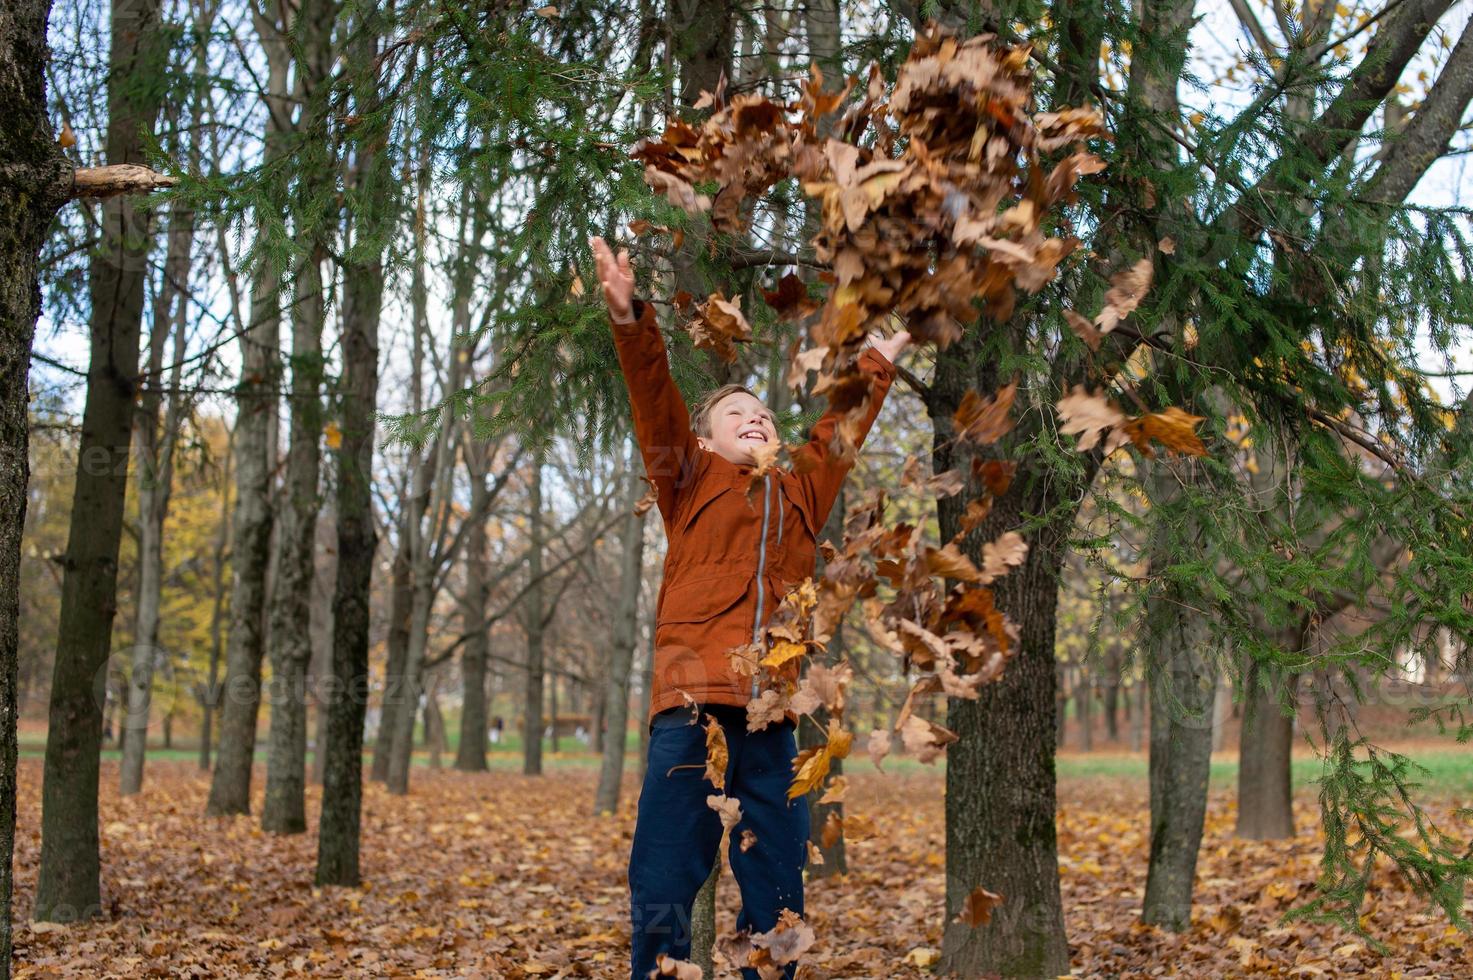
[1236,650,1299,840]
[262,0,332,829]
[372,523,412,781]
[316,4,389,886]
[455,471,491,772]
[309,509,335,785]
[1102,646,1120,742]
[594,450,647,814]
[932,329,1086,978]
[207,3,294,817]
[120,183,191,795]
[1076,665,1092,752]
[1140,482,1219,931]
[200,432,234,771]
[1,0,74,957]
[35,0,166,921]
[523,453,546,775]
[424,677,444,770]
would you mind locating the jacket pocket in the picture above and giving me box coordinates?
[659,573,752,625]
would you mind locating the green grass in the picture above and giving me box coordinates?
[20,737,1471,796]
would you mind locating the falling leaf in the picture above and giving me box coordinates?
[1056,385,1124,452]
[633,477,658,517]
[1157,236,1176,255]
[684,292,751,363]
[953,384,1017,445]
[703,714,728,790]
[739,828,758,852]
[1094,258,1153,336]
[955,885,1005,927]
[534,5,559,17]
[760,641,806,671]
[706,794,743,832]
[324,421,343,450]
[1064,309,1101,351]
[1120,407,1207,457]
[788,745,832,799]
[57,123,76,149]
[762,273,819,318]
[867,728,892,770]
[899,714,958,764]
[745,688,786,731]
[980,531,1027,583]
[650,953,703,979]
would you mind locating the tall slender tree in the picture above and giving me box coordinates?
[34,0,169,921]
[316,0,396,887]
[262,0,338,836]
[207,0,294,817]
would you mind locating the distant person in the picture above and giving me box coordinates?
[488,715,503,745]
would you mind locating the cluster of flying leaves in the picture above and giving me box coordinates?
[626,27,1210,976]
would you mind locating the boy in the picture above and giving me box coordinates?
[591,237,907,979]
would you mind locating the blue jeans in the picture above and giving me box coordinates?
[628,704,810,980]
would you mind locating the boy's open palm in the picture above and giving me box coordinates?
[590,236,635,322]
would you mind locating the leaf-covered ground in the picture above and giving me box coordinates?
[9,755,1470,978]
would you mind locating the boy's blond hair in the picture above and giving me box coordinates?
[691,383,758,439]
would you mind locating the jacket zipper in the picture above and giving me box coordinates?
[751,472,771,699]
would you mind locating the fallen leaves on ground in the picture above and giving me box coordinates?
[9,757,1470,978]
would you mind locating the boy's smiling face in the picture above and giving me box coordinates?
[697,390,778,466]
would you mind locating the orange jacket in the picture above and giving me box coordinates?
[611,299,897,723]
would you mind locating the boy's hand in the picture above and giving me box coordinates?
[590,236,635,323]
[866,328,912,366]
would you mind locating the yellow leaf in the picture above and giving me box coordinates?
[324,421,343,449]
[761,640,806,669]
[788,745,831,799]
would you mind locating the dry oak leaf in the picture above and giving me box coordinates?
[1094,257,1153,336]
[703,714,729,790]
[1064,309,1101,351]
[900,714,959,764]
[1056,385,1125,452]
[867,728,893,770]
[746,688,787,731]
[788,744,832,799]
[980,531,1028,583]
[955,885,1005,927]
[818,775,849,804]
[706,794,743,832]
[1121,406,1208,457]
[750,909,817,968]
[650,953,703,979]
[686,292,752,363]
[633,476,658,517]
[760,640,807,671]
[644,166,711,215]
[953,383,1017,445]
[762,273,819,317]
[739,828,758,853]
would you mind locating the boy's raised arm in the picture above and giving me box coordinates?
[795,334,907,524]
[593,237,698,523]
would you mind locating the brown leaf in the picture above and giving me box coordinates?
[899,714,958,764]
[703,714,729,790]
[1121,406,1207,457]
[955,886,1005,927]
[762,273,819,317]
[651,953,703,979]
[866,728,892,770]
[1056,385,1125,452]
[632,477,658,517]
[980,531,1027,583]
[1064,309,1101,351]
[706,794,743,832]
[1094,258,1152,336]
[953,384,1017,445]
